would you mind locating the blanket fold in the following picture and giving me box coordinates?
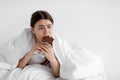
[0,28,106,80]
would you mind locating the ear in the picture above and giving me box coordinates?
[31,27,35,34]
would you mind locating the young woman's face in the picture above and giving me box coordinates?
[32,19,53,42]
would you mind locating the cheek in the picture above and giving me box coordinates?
[48,31,52,35]
[49,29,53,33]
[36,32,43,36]
[34,31,42,37]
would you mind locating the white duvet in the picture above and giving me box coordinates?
[0,28,106,80]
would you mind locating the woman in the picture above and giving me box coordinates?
[0,10,106,80]
[17,10,60,77]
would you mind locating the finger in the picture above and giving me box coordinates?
[40,43,50,48]
[37,47,42,51]
[42,43,52,49]
[43,52,49,57]
[40,45,48,53]
[40,46,52,55]
[35,48,46,55]
[40,44,54,55]
[40,42,52,47]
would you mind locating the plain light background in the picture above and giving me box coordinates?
[0,0,120,80]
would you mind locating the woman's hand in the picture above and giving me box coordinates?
[28,42,56,63]
[39,43,55,63]
[28,43,42,57]
[39,43,60,77]
[17,43,42,69]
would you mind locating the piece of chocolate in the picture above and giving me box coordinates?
[42,36,54,45]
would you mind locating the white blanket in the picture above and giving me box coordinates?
[0,28,106,80]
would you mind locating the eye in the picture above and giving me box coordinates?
[38,27,44,29]
[38,26,44,29]
[47,25,52,29]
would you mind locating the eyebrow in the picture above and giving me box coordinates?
[38,24,52,27]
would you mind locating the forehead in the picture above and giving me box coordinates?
[35,19,52,25]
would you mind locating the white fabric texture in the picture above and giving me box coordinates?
[0,28,106,80]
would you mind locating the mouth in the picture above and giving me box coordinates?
[41,36,54,45]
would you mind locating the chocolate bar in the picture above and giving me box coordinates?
[41,36,54,45]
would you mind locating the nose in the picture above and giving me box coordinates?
[44,28,49,36]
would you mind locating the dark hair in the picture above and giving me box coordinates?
[30,10,54,28]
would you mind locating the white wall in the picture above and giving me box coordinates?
[0,0,120,80]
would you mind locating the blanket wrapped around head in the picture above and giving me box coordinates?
[0,28,106,80]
